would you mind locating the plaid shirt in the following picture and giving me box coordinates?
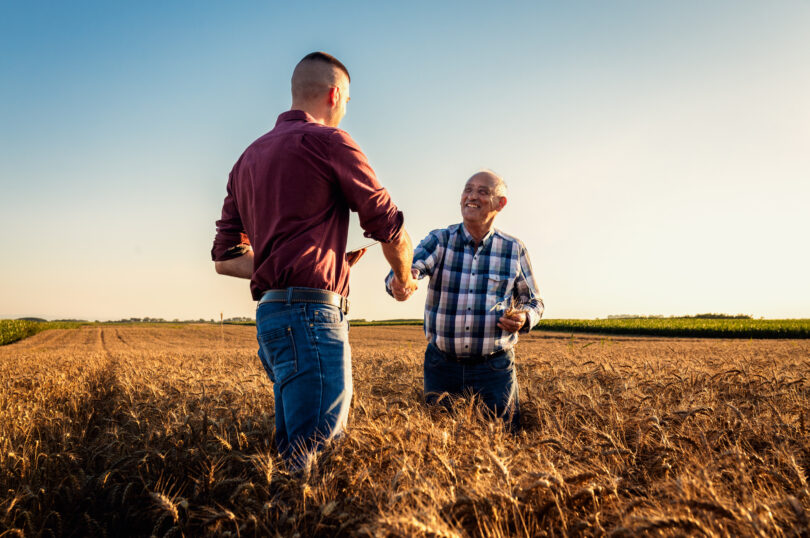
[386,223,543,357]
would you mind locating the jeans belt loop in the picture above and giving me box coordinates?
[286,288,293,305]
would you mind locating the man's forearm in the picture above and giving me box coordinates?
[381,229,414,282]
[214,250,254,279]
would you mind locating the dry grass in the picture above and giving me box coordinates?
[1,325,808,537]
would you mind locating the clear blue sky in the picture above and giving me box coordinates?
[1,1,808,321]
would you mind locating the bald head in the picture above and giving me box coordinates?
[291,52,350,104]
[469,169,507,198]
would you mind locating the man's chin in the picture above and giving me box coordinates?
[462,209,481,219]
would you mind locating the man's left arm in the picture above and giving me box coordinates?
[500,244,544,333]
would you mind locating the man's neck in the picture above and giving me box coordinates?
[463,220,494,246]
[290,104,329,126]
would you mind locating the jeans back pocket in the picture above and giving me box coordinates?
[258,326,298,385]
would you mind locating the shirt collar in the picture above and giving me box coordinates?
[276,109,317,125]
[460,223,495,248]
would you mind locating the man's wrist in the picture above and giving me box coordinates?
[519,310,535,333]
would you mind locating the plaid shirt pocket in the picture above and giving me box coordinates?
[487,275,510,309]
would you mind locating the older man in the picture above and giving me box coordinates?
[386,170,543,430]
[213,52,417,467]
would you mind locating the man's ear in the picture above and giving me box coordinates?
[496,196,508,211]
[327,86,339,107]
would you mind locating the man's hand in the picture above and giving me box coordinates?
[346,248,366,267]
[391,274,418,301]
[498,310,526,333]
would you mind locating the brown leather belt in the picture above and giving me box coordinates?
[258,288,349,315]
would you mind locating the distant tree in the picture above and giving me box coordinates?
[691,313,753,319]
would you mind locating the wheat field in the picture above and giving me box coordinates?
[1,325,808,537]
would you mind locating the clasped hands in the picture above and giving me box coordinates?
[391,268,419,301]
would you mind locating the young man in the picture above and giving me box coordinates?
[212,52,418,467]
[386,170,543,430]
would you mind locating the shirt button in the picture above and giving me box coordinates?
[467,307,471,310]
[465,345,469,348]
[466,327,469,330]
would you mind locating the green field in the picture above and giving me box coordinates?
[4,317,809,345]
[534,317,810,338]
[0,320,87,346]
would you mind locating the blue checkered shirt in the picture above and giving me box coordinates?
[386,223,543,357]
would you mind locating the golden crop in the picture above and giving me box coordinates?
[1,325,808,537]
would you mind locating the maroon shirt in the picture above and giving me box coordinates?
[211,110,404,300]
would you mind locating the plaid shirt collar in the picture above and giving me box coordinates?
[459,223,495,248]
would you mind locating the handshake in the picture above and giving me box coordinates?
[390,268,420,301]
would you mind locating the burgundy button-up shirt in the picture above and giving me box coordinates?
[211,110,404,300]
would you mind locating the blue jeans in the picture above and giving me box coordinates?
[423,343,520,431]
[256,300,352,467]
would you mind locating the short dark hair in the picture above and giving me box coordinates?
[298,52,350,82]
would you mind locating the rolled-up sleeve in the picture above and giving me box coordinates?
[211,169,251,261]
[330,130,403,243]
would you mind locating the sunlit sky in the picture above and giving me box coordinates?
[1,1,808,321]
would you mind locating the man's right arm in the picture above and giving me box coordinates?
[330,130,417,299]
[215,247,254,279]
[211,168,253,279]
[381,229,417,300]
